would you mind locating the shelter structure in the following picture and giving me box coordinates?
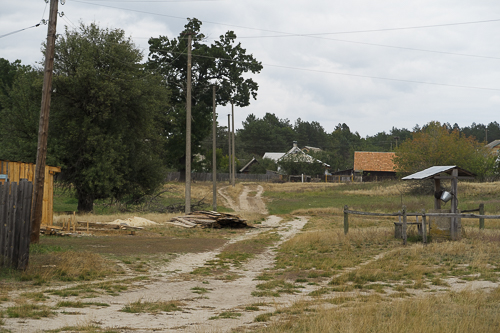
[239,157,258,174]
[0,160,61,226]
[402,166,475,240]
[353,151,396,181]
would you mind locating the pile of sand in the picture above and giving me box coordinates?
[111,216,158,227]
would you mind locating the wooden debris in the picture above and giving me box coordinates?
[170,211,251,229]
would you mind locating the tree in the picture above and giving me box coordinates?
[0,65,48,163]
[278,153,325,176]
[394,121,495,179]
[51,23,170,212]
[147,18,262,172]
[238,113,295,156]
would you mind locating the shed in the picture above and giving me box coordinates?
[239,157,258,174]
[485,139,500,156]
[402,165,475,240]
[0,160,61,226]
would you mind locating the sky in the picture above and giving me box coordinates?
[2,0,500,139]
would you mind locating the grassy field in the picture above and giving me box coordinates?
[1,179,499,332]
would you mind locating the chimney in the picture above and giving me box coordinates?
[293,141,298,148]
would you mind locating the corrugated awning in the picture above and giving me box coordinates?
[402,166,475,180]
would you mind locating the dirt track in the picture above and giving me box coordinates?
[3,185,308,332]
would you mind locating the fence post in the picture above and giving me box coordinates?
[479,203,485,230]
[402,205,407,245]
[344,205,349,235]
[421,209,427,244]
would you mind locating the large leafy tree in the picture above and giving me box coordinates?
[0,64,49,163]
[394,121,495,179]
[51,23,170,212]
[238,113,295,156]
[147,18,262,172]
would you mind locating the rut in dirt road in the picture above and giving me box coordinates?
[218,185,268,215]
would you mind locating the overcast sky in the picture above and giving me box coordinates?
[2,0,500,139]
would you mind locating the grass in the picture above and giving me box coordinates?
[6,303,54,319]
[209,311,242,320]
[121,299,183,314]
[254,288,500,333]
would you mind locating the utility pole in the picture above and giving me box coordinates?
[485,128,488,143]
[212,85,217,211]
[228,114,231,183]
[31,0,59,243]
[231,103,236,187]
[185,33,192,214]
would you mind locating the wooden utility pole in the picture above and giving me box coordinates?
[31,0,59,243]
[228,113,231,182]
[185,33,192,214]
[212,85,217,211]
[231,103,236,187]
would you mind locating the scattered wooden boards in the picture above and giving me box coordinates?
[171,211,251,229]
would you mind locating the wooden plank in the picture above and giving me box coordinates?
[18,180,33,269]
[6,182,18,268]
[172,217,197,227]
[422,209,427,244]
[402,205,407,246]
[12,181,25,268]
[0,182,6,266]
[344,205,349,235]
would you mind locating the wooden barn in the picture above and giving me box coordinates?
[353,151,396,181]
[0,160,61,226]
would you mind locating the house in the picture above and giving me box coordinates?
[263,141,330,177]
[0,160,61,226]
[353,151,396,181]
[486,139,500,156]
[302,146,322,153]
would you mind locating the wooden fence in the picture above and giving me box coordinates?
[0,160,60,226]
[0,180,33,270]
[166,172,280,182]
[343,204,499,245]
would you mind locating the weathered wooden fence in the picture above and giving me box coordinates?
[166,172,280,182]
[0,180,33,270]
[343,204,499,245]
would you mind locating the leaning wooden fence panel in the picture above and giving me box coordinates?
[0,180,33,270]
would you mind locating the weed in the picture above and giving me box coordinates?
[121,300,183,314]
[209,311,242,320]
[7,304,54,319]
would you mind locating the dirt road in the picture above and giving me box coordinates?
[4,185,308,332]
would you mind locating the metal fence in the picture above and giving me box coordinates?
[0,179,33,270]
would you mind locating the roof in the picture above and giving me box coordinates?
[402,166,475,180]
[353,152,395,172]
[486,139,500,149]
[263,153,285,162]
[303,146,322,152]
[239,157,257,173]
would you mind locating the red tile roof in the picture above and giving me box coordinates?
[354,152,396,172]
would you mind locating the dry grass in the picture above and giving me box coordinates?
[342,182,410,196]
[256,288,500,333]
[263,182,343,194]
[459,181,500,197]
[21,251,121,283]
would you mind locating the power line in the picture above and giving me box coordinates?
[150,48,500,92]
[72,0,500,37]
[0,23,44,39]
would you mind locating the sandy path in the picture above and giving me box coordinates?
[218,185,268,215]
[3,186,307,333]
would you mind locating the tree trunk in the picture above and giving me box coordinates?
[77,192,94,213]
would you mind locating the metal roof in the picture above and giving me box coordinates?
[402,166,475,180]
